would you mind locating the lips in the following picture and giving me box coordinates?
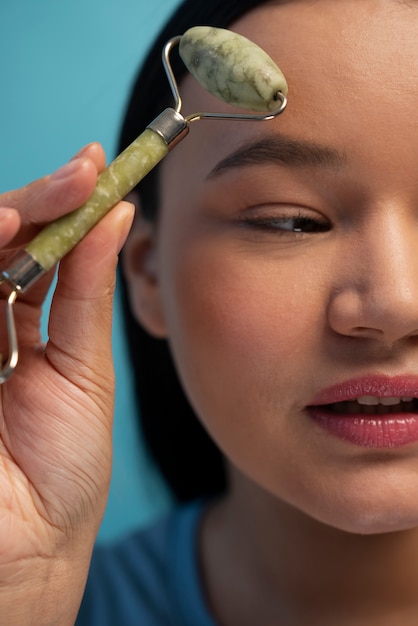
[307,375,418,448]
[321,397,418,416]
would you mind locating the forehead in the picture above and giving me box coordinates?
[233,0,418,133]
[233,0,418,70]
[161,0,418,193]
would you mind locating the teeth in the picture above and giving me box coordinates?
[356,395,414,406]
[357,396,379,406]
[379,397,403,406]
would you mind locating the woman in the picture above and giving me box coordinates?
[3,0,418,624]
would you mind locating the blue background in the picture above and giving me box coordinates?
[0,0,181,541]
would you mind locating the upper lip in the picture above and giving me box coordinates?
[309,375,418,406]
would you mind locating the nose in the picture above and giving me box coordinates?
[327,214,418,345]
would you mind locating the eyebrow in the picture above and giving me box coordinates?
[207,134,347,179]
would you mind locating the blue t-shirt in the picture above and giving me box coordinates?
[76,500,216,625]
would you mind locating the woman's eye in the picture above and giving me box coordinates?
[241,211,331,235]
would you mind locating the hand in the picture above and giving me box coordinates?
[0,143,134,624]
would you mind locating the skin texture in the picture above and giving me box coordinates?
[123,1,418,624]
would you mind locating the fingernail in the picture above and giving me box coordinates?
[70,142,97,161]
[0,207,16,223]
[51,159,82,180]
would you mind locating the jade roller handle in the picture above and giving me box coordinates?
[27,128,176,271]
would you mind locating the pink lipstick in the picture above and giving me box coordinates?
[307,375,418,448]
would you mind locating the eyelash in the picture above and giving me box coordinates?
[241,209,331,235]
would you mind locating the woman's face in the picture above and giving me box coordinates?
[127,0,418,533]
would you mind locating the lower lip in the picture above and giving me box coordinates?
[308,408,418,448]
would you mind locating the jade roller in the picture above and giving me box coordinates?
[0,26,288,382]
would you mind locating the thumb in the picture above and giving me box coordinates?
[45,200,135,391]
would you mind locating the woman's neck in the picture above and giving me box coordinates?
[200,469,418,626]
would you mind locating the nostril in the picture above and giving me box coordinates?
[350,327,384,338]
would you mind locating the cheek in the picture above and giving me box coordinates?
[158,233,324,464]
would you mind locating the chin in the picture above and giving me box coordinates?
[295,458,418,536]
[329,512,418,536]
[313,497,418,536]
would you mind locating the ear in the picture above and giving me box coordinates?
[121,192,167,338]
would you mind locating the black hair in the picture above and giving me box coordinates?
[118,0,274,503]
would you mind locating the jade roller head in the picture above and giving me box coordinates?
[0,26,288,382]
[179,26,288,113]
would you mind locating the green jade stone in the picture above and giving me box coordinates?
[26,129,168,271]
[179,26,288,113]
